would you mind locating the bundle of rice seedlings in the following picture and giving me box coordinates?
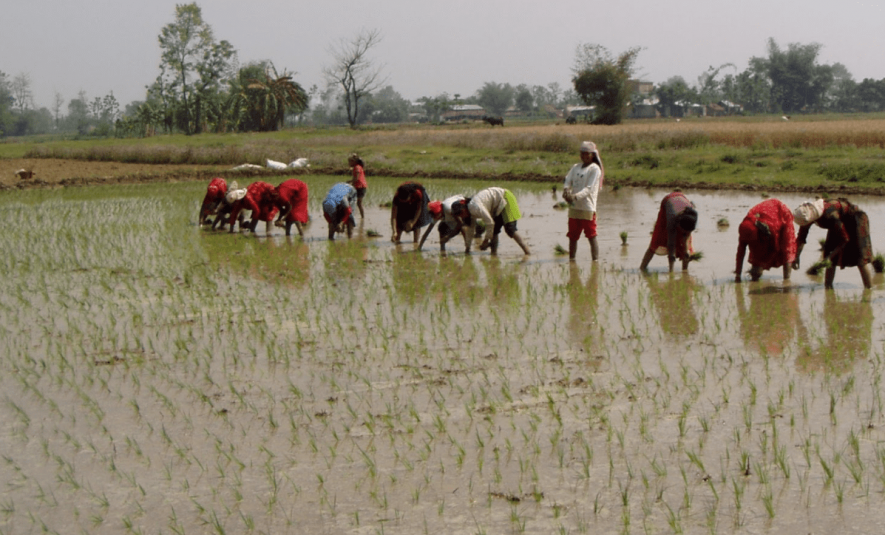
[716,218,729,228]
[554,244,568,256]
[619,231,628,245]
[806,258,832,275]
[553,202,569,210]
[872,253,885,273]
[689,251,704,262]
[366,229,382,238]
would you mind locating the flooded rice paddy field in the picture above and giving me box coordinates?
[2,176,885,534]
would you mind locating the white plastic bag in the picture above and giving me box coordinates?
[230,163,263,171]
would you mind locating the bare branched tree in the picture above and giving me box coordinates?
[323,28,387,127]
[11,73,34,113]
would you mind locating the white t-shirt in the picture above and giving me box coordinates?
[563,162,601,214]
[441,195,466,224]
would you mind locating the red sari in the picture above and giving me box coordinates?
[201,178,227,212]
[229,181,279,224]
[276,180,309,224]
[736,199,797,270]
[648,192,694,259]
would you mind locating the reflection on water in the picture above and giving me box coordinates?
[202,233,311,289]
[391,249,438,306]
[797,292,873,372]
[477,256,522,314]
[6,182,885,535]
[642,271,700,337]
[735,284,803,357]
[567,263,602,353]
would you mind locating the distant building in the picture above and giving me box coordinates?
[565,105,595,122]
[441,104,486,122]
[628,80,654,96]
[719,100,743,114]
[674,100,706,117]
[706,103,727,117]
[541,104,562,119]
[628,97,660,119]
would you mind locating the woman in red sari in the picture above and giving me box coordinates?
[735,198,797,282]
[199,177,227,225]
[793,198,872,289]
[273,179,309,237]
[228,181,279,234]
[639,191,697,272]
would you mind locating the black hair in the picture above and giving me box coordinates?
[676,207,698,233]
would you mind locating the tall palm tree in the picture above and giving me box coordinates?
[232,63,308,132]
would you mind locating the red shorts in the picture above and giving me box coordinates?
[567,217,597,239]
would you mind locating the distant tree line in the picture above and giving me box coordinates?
[652,38,885,118]
[6,14,885,138]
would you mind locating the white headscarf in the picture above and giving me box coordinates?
[792,199,825,226]
[225,187,247,204]
[580,141,604,188]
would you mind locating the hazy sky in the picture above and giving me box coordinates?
[4,0,885,110]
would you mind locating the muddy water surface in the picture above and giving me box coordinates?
[1,179,884,534]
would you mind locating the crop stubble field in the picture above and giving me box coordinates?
[2,118,885,534]
[4,115,885,193]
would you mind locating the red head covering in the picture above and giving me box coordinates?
[428,201,442,218]
[738,217,759,243]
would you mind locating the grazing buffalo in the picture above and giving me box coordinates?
[14,169,34,180]
[482,115,504,127]
[565,116,577,124]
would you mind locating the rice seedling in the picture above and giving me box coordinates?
[1,181,884,534]
[554,244,568,256]
[806,258,832,276]
[619,231,628,245]
[716,218,729,228]
[872,252,885,273]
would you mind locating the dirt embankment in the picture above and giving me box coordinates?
[2,158,883,196]
[0,159,238,189]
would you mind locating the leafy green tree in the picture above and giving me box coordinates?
[571,43,641,125]
[418,93,450,123]
[361,85,409,123]
[825,63,855,111]
[323,28,387,128]
[66,91,91,134]
[547,82,563,107]
[475,82,514,117]
[88,92,120,135]
[655,76,693,117]
[856,78,885,112]
[754,38,833,113]
[157,3,236,134]
[735,58,771,113]
[514,84,534,113]
[0,71,13,137]
[146,68,176,134]
[531,85,551,109]
[696,63,735,104]
[231,62,308,131]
